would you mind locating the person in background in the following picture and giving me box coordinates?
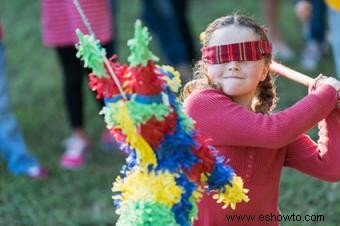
[294,0,327,70]
[327,1,340,78]
[0,22,48,178]
[41,0,116,169]
[262,0,295,60]
[141,0,197,84]
[294,0,340,78]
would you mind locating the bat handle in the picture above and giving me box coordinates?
[270,61,340,107]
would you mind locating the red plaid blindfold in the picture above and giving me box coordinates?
[201,40,272,64]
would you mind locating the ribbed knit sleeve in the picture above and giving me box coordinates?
[183,85,337,148]
[284,108,340,182]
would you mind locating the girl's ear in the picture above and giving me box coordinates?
[260,64,270,81]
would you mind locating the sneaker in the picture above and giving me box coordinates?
[59,135,90,169]
[272,42,295,61]
[301,40,322,71]
[27,166,49,179]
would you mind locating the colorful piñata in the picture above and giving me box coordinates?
[75,20,249,226]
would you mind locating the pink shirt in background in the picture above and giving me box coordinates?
[41,0,113,47]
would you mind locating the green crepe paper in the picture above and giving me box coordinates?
[116,199,179,226]
[99,99,171,128]
[128,96,172,122]
[75,29,107,77]
[178,110,195,132]
[188,196,199,221]
[173,98,195,131]
[127,20,159,67]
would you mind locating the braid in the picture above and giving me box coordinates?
[253,73,278,114]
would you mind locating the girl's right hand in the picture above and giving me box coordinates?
[312,75,340,107]
[314,75,340,92]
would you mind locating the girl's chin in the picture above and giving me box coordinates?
[220,85,240,95]
[221,89,236,96]
[220,87,245,97]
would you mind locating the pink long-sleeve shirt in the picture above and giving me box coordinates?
[41,0,113,47]
[184,85,340,226]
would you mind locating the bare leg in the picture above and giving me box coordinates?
[262,0,282,42]
[262,0,294,60]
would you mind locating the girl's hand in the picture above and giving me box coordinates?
[311,75,340,108]
[314,75,340,92]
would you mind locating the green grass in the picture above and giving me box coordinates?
[1,0,339,225]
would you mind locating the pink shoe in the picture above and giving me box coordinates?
[27,166,49,179]
[59,135,90,169]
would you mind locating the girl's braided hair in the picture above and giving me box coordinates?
[182,14,278,114]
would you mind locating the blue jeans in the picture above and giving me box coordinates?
[308,0,327,43]
[328,8,340,78]
[0,42,39,175]
[141,0,196,66]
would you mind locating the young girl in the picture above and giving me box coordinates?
[183,14,340,226]
[41,0,115,169]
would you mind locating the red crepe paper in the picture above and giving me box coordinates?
[138,111,177,148]
[186,136,217,182]
[125,61,165,95]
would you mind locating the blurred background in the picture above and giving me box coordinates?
[0,0,339,225]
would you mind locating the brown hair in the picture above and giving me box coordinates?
[182,14,278,114]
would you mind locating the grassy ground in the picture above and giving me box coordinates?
[0,0,339,226]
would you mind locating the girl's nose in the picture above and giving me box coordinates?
[227,61,241,71]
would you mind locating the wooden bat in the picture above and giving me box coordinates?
[269,61,314,87]
[270,61,340,105]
